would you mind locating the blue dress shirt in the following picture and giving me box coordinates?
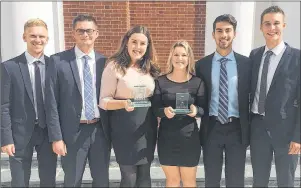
[209,51,239,118]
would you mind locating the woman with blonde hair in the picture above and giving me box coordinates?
[152,40,205,187]
[99,25,160,187]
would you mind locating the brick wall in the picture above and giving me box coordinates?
[63,1,206,71]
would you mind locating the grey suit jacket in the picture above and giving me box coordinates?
[1,53,49,149]
[45,48,110,145]
[250,43,300,145]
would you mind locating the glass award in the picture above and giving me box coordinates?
[173,93,191,114]
[130,85,151,107]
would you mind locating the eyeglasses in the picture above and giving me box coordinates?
[75,29,96,35]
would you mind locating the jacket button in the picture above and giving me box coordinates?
[77,114,81,118]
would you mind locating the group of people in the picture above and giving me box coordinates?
[1,5,300,188]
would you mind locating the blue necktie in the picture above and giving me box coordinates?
[82,55,94,120]
[218,57,229,124]
[258,50,273,114]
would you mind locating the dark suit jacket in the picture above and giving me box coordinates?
[195,52,252,146]
[1,53,49,149]
[45,48,110,145]
[250,43,300,145]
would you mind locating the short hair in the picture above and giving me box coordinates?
[260,6,285,24]
[213,14,237,32]
[72,14,98,29]
[166,40,195,75]
[24,18,48,31]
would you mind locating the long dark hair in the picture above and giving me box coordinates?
[108,25,160,78]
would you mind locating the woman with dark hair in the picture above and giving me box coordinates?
[99,25,160,187]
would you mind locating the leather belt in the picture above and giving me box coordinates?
[80,118,100,124]
[209,116,239,124]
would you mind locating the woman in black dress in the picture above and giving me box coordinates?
[99,26,160,187]
[152,40,205,187]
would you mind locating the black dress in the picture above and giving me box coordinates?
[152,75,205,167]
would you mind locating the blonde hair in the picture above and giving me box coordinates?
[166,40,195,75]
[24,18,48,31]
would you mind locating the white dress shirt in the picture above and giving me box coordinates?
[251,41,286,114]
[25,51,46,120]
[74,46,100,120]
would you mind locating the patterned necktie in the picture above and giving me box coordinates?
[218,57,229,124]
[82,55,95,120]
[258,50,273,114]
[34,61,46,128]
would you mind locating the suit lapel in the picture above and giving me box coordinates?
[69,48,82,96]
[205,54,214,103]
[95,53,103,98]
[234,52,243,100]
[251,47,265,96]
[18,53,34,107]
[269,44,292,92]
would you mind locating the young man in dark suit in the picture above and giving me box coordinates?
[45,14,111,187]
[1,18,57,187]
[249,6,300,187]
[195,14,251,187]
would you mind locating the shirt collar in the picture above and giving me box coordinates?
[74,45,95,60]
[263,41,285,56]
[25,51,45,65]
[213,50,234,62]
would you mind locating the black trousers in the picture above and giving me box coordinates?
[61,122,111,187]
[203,117,246,187]
[119,163,151,187]
[9,125,57,187]
[250,114,299,187]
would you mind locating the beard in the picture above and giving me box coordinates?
[218,40,233,49]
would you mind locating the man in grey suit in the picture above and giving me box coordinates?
[1,18,57,187]
[250,6,300,187]
[45,14,111,187]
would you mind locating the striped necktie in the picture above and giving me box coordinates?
[82,55,95,120]
[218,57,229,124]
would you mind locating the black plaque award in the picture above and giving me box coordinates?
[130,85,151,107]
[173,93,191,114]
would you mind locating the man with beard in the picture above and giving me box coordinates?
[249,6,300,187]
[195,14,251,187]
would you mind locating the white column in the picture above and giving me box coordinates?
[1,2,65,61]
[205,2,255,56]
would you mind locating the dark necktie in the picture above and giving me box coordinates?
[258,50,273,114]
[218,57,229,124]
[83,56,94,120]
[34,61,46,128]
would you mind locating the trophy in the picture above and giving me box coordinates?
[130,85,151,107]
[173,93,191,114]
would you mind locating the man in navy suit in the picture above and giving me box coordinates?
[1,18,57,187]
[45,14,111,187]
[195,14,251,187]
[249,6,300,187]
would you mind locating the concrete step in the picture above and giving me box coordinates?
[1,165,300,187]
[1,148,254,169]
[1,148,300,187]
